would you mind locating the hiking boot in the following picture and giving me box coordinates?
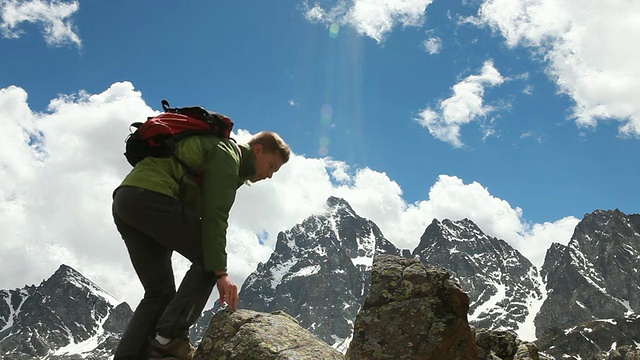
[148,338,195,360]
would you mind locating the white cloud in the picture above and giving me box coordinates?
[474,0,640,137]
[0,82,576,307]
[520,130,546,143]
[423,36,442,54]
[520,217,579,267]
[415,60,505,147]
[304,0,433,43]
[0,0,81,47]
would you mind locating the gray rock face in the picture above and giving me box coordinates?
[535,315,640,360]
[413,218,544,337]
[346,254,478,360]
[0,265,131,359]
[534,210,640,357]
[609,345,640,360]
[236,196,401,350]
[472,327,550,360]
[194,309,344,360]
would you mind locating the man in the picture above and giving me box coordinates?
[112,131,290,360]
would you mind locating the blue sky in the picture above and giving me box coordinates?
[1,0,638,320]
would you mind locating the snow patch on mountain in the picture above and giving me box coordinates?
[516,268,547,341]
[52,305,111,357]
[270,258,296,289]
[0,288,30,336]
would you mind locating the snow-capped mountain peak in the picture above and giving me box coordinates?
[237,196,400,350]
[46,264,120,307]
[413,217,546,341]
[0,264,132,359]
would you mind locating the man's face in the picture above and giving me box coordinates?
[250,145,284,183]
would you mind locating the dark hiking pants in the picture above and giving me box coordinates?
[112,186,216,360]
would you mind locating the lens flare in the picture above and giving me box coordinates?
[329,23,339,38]
[321,104,333,117]
[319,104,332,156]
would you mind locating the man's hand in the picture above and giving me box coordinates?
[216,274,238,310]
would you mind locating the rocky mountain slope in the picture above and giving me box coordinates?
[535,209,640,359]
[413,218,546,340]
[234,196,401,352]
[0,265,131,359]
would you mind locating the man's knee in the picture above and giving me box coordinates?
[142,289,175,307]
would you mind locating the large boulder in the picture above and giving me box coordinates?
[346,254,478,359]
[193,309,344,360]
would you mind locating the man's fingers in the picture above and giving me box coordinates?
[230,286,239,309]
[216,277,239,310]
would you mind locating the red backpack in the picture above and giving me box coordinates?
[124,100,234,167]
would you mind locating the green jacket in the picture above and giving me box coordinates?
[119,135,255,272]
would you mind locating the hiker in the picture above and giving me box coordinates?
[112,130,291,360]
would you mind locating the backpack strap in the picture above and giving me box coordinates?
[161,99,172,112]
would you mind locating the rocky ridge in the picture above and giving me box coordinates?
[0,265,132,359]
[1,202,639,359]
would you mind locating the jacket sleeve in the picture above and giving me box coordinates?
[200,141,240,272]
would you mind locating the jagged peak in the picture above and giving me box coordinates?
[44,264,121,307]
[432,218,487,242]
[52,264,83,278]
[325,196,357,218]
[541,242,568,272]
[547,242,567,252]
[574,208,637,242]
[583,208,630,223]
[326,196,353,210]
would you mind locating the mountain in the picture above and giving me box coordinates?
[232,196,401,352]
[412,218,545,340]
[0,264,132,359]
[3,204,639,359]
[534,209,640,358]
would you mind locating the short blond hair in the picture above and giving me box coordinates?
[248,131,291,163]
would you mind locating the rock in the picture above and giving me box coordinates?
[474,328,519,359]
[194,309,344,360]
[609,345,640,360]
[345,254,478,360]
[472,327,549,360]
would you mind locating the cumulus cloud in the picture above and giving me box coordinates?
[520,217,579,267]
[0,83,574,307]
[473,0,640,137]
[303,0,433,43]
[415,60,505,147]
[0,0,81,47]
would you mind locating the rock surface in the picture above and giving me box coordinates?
[345,254,478,360]
[473,327,550,360]
[194,309,344,360]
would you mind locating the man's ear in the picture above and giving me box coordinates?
[252,143,263,155]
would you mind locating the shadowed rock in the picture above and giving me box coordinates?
[473,327,549,360]
[609,345,640,360]
[346,254,478,360]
